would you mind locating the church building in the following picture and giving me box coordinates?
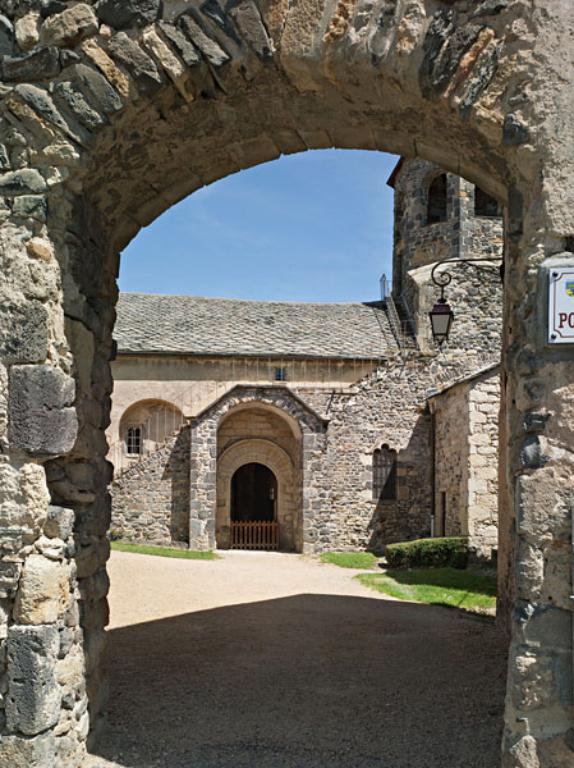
[107,158,503,557]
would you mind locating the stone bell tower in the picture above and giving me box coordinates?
[387,158,504,365]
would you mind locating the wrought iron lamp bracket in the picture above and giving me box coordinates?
[430,256,503,300]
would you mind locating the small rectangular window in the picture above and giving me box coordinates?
[274,367,287,381]
[126,425,143,455]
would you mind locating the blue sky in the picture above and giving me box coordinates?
[119,149,399,303]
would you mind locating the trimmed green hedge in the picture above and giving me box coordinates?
[385,537,469,569]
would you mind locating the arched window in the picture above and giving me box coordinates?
[372,445,397,501]
[427,174,448,225]
[474,186,502,217]
[126,425,143,455]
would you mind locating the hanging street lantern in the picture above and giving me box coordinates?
[429,298,454,346]
[429,255,503,348]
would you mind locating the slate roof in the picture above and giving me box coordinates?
[114,293,397,360]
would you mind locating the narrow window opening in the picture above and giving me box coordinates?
[474,186,502,217]
[274,367,287,381]
[126,425,143,455]
[440,491,447,536]
[373,445,397,501]
[427,174,448,225]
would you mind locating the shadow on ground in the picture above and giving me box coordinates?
[91,594,507,768]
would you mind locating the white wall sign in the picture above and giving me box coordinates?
[548,268,574,343]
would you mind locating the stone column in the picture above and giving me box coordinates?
[189,417,217,550]
[501,178,574,763]
[0,188,112,765]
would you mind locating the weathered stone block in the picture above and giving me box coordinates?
[14,555,70,625]
[503,114,530,146]
[0,731,56,767]
[54,80,106,132]
[15,12,40,51]
[520,436,549,470]
[158,21,201,67]
[44,505,75,541]
[229,0,274,59]
[69,62,123,115]
[522,605,572,651]
[6,625,61,736]
[0,169,46,196]
[12,195,47,221]
[179,14,230,67]
[40,3,98,47]
[0,561,21,598]
[1,46,60,82]
[523,411,549,433]
[8,365,78,458]
[14,84,87,145]
[0,301,48,364]
[107,32,163,94]
[0,527,24,556]
[95,0,161,28]
[0,13,14,55]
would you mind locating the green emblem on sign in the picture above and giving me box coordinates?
[566,281,574,297]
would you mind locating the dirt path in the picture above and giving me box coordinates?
[86,551,507,768]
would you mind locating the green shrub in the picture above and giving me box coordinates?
[385,537,469,569]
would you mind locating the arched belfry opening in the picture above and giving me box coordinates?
[426,174,448,225]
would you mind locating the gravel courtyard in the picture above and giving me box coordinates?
[86,551,507,768]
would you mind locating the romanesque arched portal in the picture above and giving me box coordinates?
[1,1,573,765]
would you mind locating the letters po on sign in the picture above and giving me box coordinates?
[549,269,574,343]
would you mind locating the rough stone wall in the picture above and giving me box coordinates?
[0,0,571,765]
[110,349,493,556]
[109,429,190,545]
[430,367,500,554]
[392,158,504,358]
[296,352,487,553]
[430,382,469,537]
[467,372,500,554]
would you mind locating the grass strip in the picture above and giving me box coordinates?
[357,567,496,615]
[320,551,378,569]
[111,540,217,560]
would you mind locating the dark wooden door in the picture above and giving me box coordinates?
[231,463,277,522]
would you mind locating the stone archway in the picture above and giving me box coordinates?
[189,386,325,551]
[0,2,573,765]
[217,439,300,551]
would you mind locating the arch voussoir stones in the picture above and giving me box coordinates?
[0,0,572,765]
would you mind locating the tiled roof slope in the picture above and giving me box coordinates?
[114,293,397,360]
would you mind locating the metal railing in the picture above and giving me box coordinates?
[385,292,418,350]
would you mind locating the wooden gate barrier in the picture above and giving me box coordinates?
[231,521,279,550]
